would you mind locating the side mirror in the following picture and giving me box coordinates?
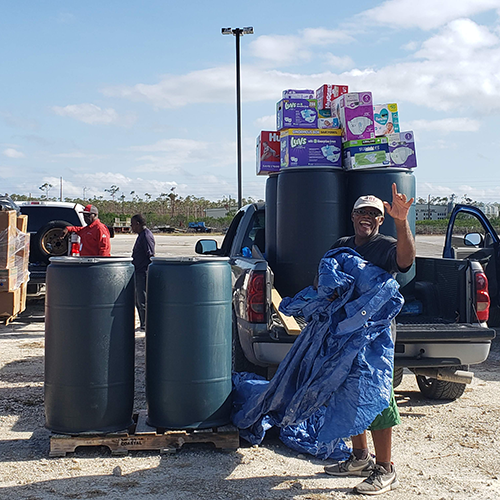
[195,239,218,255]
[464,232,483,247]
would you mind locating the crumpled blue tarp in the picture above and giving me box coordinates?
[231,247,404,459]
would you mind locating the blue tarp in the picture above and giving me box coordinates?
[231,248,404,459]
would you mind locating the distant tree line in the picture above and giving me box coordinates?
[10,186,264,231]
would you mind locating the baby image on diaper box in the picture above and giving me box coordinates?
[280,128,342,168]
[256,131,281,175]
[387,131,417,169]
[276,99,318,130]
[374,103,400,136]
[333,92,375,142]
[318,109,340,129]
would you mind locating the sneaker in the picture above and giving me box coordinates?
[354,464,398,495]
[324,453,375,477]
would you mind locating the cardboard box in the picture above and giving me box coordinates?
[316,84,349,109]
[276,99,318,130]
[343,137,391,170]
[280,128,342,168]
[317,109,340,129]
[282,89,315,99]
[374,103,400,136]
[0,268,19,291]
[16,215,28,232]
[0,286,21,317]
[256,131,281,175]
[0,212,17,269]
[388,131,417,169]
[332,92,375,142]
[19,281,27,314]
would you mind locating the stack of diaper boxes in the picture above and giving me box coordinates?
[256,86,417,175]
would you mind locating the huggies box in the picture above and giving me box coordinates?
[316,84,349,110]
[256,131,281,175]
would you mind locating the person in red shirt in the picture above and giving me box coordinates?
[62,204,111,256]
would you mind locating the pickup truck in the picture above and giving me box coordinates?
[196,202,496,401]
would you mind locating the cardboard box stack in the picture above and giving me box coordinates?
[0,210,30,319]
[256,84,417,175]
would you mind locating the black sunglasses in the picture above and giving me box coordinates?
[353,208,383,218]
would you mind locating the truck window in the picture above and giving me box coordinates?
[240,210,265,255]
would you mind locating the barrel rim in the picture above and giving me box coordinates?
[151,256,230,263]
[49,256,133,264]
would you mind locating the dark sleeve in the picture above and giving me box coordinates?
[331,236,352,250]
[141,230,155,259]
[382,238,411,275]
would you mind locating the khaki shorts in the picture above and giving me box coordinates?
[368,390,401,431]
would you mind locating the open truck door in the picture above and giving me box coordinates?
[443,204,500,325]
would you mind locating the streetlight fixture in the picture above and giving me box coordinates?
[221,26,254,209]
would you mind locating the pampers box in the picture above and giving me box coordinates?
[388,131,417,169]
[343,137,390,170]
[282,89,315,99]
[276,98,318,130]
[280,128,342,168]
[374,103,400,136]
[317,109,340,129]
[256,131,281,175]
[316,84,349,110]
[332,91,375,142]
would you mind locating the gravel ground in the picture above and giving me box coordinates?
[0,300,498,500]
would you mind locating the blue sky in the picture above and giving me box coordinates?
[2,0,500,202]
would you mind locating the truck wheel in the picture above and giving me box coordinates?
[393,367,404,388]
[232,313,267,377]
[416,375,466,400]
[35,220,71,264]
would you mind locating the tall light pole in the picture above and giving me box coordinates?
[222,26,254,210]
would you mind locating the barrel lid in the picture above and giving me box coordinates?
[49,256,133,264]
[151,256,230,264]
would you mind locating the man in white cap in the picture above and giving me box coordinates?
[324,182,415,495]
[62,204,111,257]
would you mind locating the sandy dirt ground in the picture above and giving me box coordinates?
[0,234,498,499]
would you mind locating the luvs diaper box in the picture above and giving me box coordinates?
[316,84,349,110]
[256,131,281,175]
[276,99,318,130]
[387,131,417,169]
[374,103,400,136]
[280,129,342,168]
[332,91,375,142]
[282,89,315,99]
[343,137,390,170]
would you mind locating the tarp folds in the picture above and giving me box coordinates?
[231,248,404,459]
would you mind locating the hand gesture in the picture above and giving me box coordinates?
[383,183,414,221]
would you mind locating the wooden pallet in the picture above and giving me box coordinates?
[49,411,240,457]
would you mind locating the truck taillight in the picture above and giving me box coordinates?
[475,271,490,322]
[247,271,266,323]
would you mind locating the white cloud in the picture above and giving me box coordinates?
[359,0,500,31]
[52,103,135,126]
[323,54,355,70]
[248,28,354,65]
[52,151,109,161]
[254,115,276,130]
[406,118,481,134]
[3,148,25,158]
[129,138,236,172]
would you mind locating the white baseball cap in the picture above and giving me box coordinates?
[353,195,384,215]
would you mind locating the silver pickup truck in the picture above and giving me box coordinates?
[196,202,496,401]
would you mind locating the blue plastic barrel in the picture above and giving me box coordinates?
[146,256,232,429]
[45,257,135,434]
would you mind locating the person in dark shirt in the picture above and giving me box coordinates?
[131,214,155,331]
[324,183,415,496]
